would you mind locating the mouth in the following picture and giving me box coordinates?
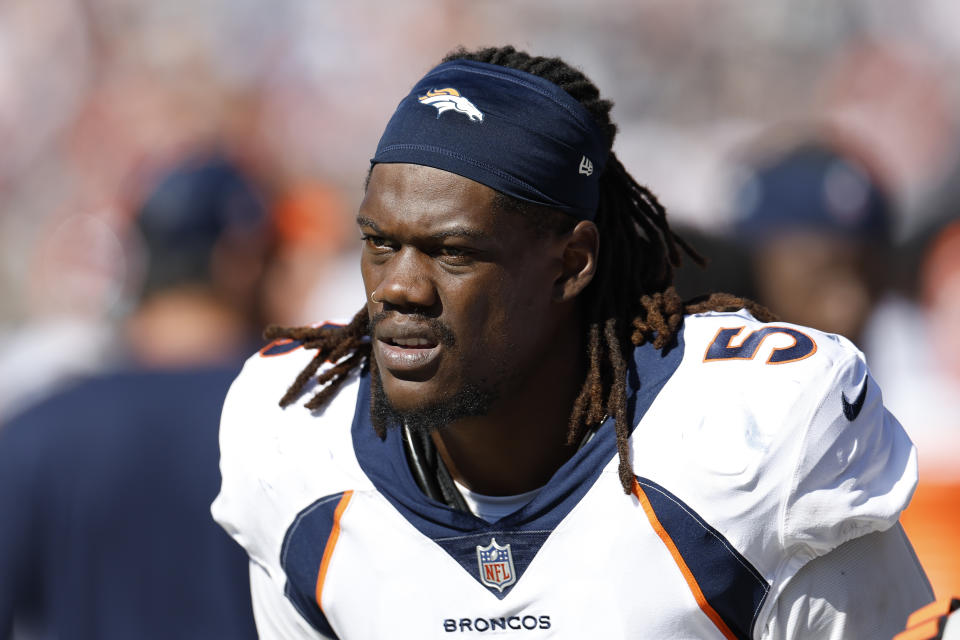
[374,327,443,379]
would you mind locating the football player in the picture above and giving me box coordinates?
[213,46,933,639]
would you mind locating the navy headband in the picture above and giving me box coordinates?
[372,59,609,219]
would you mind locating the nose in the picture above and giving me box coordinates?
[369,247,438,311]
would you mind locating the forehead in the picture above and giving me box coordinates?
[359,163,504,233]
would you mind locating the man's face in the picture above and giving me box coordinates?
[754,232,874,342]
[358,163,568,427]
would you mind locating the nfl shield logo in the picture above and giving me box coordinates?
[476,538,516,592]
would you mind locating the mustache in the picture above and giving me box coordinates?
[369,310,457,347]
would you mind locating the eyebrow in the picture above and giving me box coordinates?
[356,216,488,241]
[356,216,384,233]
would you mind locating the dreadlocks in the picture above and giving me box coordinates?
[267,45,775,494]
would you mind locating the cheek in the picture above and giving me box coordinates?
[360,256,377,294]
[452,271,553,360]
[360,257,388,317]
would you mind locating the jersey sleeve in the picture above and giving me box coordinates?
[211,354,287,578]
[211,355,323,638]
[211,346,364,638]
[249,561,334,640]
[760,524,933,639]
[754,345,924,637]
[780,348,918,560]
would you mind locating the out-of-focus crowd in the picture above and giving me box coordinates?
[1,0,959,636]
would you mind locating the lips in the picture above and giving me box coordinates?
[374,323,443,378]
[389,337,436,348]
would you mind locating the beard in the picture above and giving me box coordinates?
[369,358,499,436]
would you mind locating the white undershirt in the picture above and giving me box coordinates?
[453,479,542,523]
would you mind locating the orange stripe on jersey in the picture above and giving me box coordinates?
[315,490,353,613]
[905,597,960,629]
[633,480,738,640]
[892,617,943,640]
[258,338,303,357]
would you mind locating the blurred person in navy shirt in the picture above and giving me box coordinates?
[0,155,268,639]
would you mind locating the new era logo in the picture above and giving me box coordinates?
[579,155,594,176]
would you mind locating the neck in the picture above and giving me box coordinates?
[125,287,252,367]
[431,320,585,496]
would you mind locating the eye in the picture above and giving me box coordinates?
[436,245,474,264]
[361,234,395,251]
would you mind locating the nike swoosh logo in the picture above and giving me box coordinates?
[841,377,869,421]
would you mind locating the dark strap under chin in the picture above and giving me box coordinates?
[401,424,470,512]
[401,421,601,513]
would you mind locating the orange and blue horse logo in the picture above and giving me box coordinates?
[418,88,484,123]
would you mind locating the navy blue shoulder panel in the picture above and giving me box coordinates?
[259,323,346,358]
[352,329,686,598]
[259,339,304,357]
[280,493,344,638]
[636,476,769,639]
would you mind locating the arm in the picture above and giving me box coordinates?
[761,523,934,640]
[249,562,334,640]
[756,336,929,638]
[212,351,352,639]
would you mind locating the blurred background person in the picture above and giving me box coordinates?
[0,155,266,640]
[262,181,364,327]
[729,133,893,350]
[0,211,121,422]
[891,219,960,602]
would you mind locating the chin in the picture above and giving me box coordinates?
[382,378,438,413]
[371,364,497,434]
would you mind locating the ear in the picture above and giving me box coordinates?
[554,220,598,302]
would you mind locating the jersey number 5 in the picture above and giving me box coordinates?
[703,326,817,364]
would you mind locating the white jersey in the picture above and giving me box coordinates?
[213,310,926,639]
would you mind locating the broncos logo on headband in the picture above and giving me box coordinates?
[418,88,484,123]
